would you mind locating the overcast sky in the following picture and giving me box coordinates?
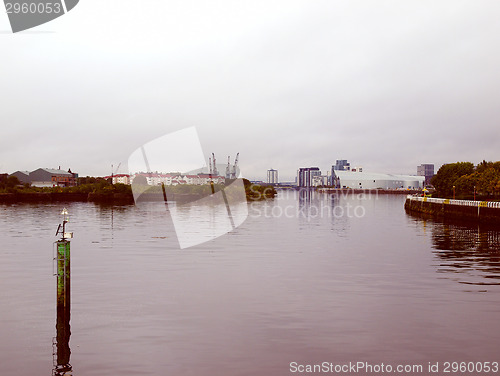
[1,1,500,181]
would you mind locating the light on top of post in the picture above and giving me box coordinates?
[61,208,69,222]
[57,208,73,240]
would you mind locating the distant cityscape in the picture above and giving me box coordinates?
[2,160,435,190]
[264,160,434,190]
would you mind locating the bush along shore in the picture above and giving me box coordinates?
[0,177,135,204]
[0,176,276,204]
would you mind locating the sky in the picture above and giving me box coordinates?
[1,0,500,181]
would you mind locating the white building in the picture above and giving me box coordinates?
[332,170,424,189]
[108,174,130,185]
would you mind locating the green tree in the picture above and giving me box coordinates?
[477,167,500,196]
[6,176,20,187]
[431,162,474,197]
[454,173,478,197]
[77,176,98,185]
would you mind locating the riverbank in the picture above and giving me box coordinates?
[405,195,500,225]
[0,181,276,204]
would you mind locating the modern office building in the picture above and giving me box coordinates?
[333,160,350,171]
[267,169,278,184]
[331,170,424,190]
[331,160,351,185]
[417,164,435,185]
[298,167,321,188]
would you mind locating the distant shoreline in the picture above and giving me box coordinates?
[317,188,422,195]
[0,187,276,204]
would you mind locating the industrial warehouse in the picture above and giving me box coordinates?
[332,170,425,190]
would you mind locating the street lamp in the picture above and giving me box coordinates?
[474,186,476,201]
[453,185,456,200]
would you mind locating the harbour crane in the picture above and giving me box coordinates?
[231,153,239,179]
[212,153,218,176]
[225,156,231,179]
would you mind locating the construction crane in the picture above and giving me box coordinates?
[231,153,239,179]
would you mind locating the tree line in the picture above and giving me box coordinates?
[0,174,21,192]
[1,175,276,201]
[431,161,500,199]
[0,175,131,195]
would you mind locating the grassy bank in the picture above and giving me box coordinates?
[0,177,276,203]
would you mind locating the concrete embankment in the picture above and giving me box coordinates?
[405,196,500,225]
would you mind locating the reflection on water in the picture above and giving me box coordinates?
[131,178,248,249]
[297,188,335,215]
[53,291,72,376]
[2,196,500,375]
[408,213,500,287]
[298,188,328,221]
[433,223,500,286]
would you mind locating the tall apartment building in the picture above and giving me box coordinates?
[297,167,321,187]
[267,169,278,184]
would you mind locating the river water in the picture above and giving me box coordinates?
[1,191,499,376]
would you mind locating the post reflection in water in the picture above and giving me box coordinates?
[409,213,500,287]
[5,197,500,374]
[53,239,72,375]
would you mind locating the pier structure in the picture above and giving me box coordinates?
[405,195,500,224]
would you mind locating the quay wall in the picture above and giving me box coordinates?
[405,196,500,225]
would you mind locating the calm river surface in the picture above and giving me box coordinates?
[1,192,500,376]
